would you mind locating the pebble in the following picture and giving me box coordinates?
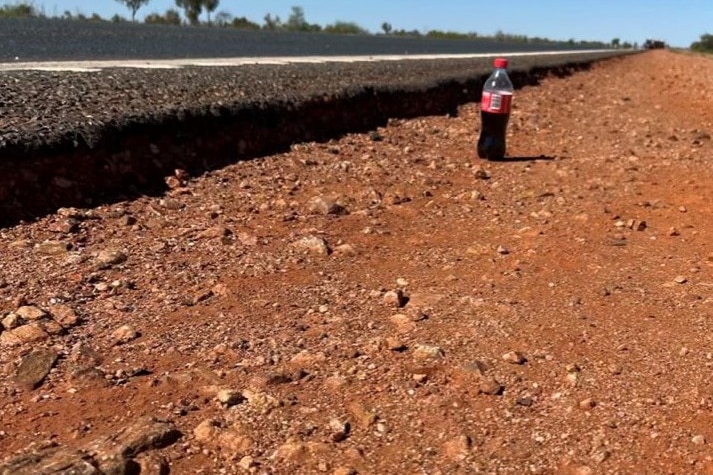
[413,344,445,360]
[329,418,350,442]
[502,351,526,365]
[383,289,406,308]
[293,235,331,255]
[479,377,504,396]
[35,240,71,255]
[673,276,688,284]
[95,249,128,269]
[216,389,244,406]
[579,398,596,410]
[692,435,706,445]
[111,324,140,345]
[306,195,348,215]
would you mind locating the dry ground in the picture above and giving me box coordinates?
[2,49,713,474]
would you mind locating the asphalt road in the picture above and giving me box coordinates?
[0,17,601,62]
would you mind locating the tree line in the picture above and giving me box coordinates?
[0,0,624,48]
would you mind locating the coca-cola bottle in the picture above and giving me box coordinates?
[477,57,514,161]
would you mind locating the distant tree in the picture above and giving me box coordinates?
[203,0,218,24]
[286,6,307,31]
[611,37,620,48]
[115,0,150,22]
[381,22,392,35]
[0,2,39,17]
[145,8,181,25]
[323,21,367,35]
[111,13,127,22]
[175,0,201,25]
[213,10,231,26]
[230,16,259,29]
[691,33,713,53]
[263,13,281,30]
[621,41,632,49]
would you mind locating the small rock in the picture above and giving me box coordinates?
[49,304,80,327]
[35,240,71,255]
[329,418,350,442]
[134,453,170,475]
[306,196,349,216]
[242,389,280,413]
[238,456,257,470]
[413,344,445,360]
[15,349,58,389]
[479,377,504,396]
[592,450,611,464]
[293,235,331,255]
[347,401,377,429]
[216,389,244,406]
[333,244,357,256]
[502,351,526,365]
[389,314,416,334]
[383,289,406,308]
[193,419,253,453]
[385,336,407,351]
[473,167,490,179]
[667,227,680,236]
[2,313,25,330]
[497,245,510,255]
[198,226,232,240]
[112,324,139,345]
[579,398,596,410]
[95,249,128,269]
[673,276,688,284]
[692,435,706,445]
[516,397,534,407]
[442,434,471,462]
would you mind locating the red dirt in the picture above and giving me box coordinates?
[2,49,713,474]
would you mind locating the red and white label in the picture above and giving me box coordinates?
[481,91,513,114]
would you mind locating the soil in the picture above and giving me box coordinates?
[2,49,713,474]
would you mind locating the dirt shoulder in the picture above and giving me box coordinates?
[2,49,713,474]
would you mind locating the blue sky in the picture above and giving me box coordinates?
[35,0,709,47]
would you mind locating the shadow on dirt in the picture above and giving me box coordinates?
[490,155,556,163]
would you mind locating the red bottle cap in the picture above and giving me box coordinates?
[494,58,508,69]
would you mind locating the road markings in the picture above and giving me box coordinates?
[0,50,611,72]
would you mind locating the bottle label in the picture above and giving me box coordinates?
[481,91,512,114]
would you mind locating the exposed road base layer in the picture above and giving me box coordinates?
[0,53,626,227]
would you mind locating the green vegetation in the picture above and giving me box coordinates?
[0,0,629,48]
[691,34,713,53]
[0,1,40,17]
[115,0,149,22]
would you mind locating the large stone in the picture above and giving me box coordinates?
[15,349,58,390]
[35,240,71,256]
[193,419,254,453]
[0,323,50,346]
[15,305,48,321]
[49,304,81,327]
[95,249,128,269]
[0,418,180,475]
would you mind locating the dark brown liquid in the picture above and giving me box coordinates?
[477,111,510,160]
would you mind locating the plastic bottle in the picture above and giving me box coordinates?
[477,57,514,161]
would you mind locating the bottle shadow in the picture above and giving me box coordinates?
[490,155,556,163]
